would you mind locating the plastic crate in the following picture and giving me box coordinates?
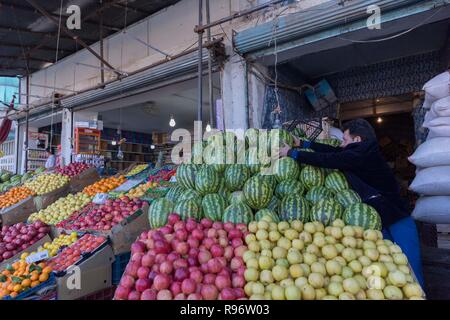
[112,251,131,285]
[77,286,116,300]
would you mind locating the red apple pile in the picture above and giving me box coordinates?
[62,196,146,231]
[114,214,248,300]
[48,234,106,271]
[0,221,50,263]
[56,163,92,178]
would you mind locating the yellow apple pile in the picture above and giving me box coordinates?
[243,217,424,300]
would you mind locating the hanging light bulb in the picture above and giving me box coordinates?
[111,140,117,146]
[150,145,155,150]
[169,115,176,127]
[377,117,383,123]
[206,123,211,132]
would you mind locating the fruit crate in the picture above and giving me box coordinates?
[3,273,56,300]
[77,285,116,300]
[112,251,131,285]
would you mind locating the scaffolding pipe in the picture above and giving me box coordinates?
[206,0,214,128]
[194,0,285,33]
[24,75,29,173]
[197,0,203,122]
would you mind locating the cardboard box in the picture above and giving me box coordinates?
[56,243,114,300]
[0,234,52,269]
[33,183,70,211]
[0,196,37,226]
[57,204,149,255]
[86,204,149,255]
[69,167,100,193]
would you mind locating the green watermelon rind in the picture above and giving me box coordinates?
[310,198,344,226]
[343,203,382,230]
[148,198,174,229]
[222,203,253,224]
[279,194,310,223]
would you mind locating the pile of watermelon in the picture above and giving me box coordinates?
[148,129,382,231]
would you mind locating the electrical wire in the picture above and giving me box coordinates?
[338,6,445,44]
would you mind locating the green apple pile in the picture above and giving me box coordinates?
[28,192,92,225]
[24,173,70,195]
[243,217,424,300]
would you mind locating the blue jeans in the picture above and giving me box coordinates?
[382,217,425,289]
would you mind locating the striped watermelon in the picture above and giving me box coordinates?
[174,199,203,221]
[224,165,250,191]
[305,186,334,203]
[222,203,253,224]
[343,203,382,230]
[217,178,230,201]
[255,209,280,223]
[204,134,226,172]
[245,128,260,148]
[165,185,185,203]
[274,157,300,182]
[179,189,202,207]
[228,191,246,205]
[325,171,349,193]
[310,198,343,226]
[268,129,294,151]
[257,173,277,190]
[148,198,174,229]
[291,128,306,139]
[300,165,325,189]
[195,166,220,195]
[177,164,199,189]
[246,148,261,175]
[335,189,361,208]
[191,142,206,163]
[318,138,342,147]
[266,196,280,213]
[243,176,273,210]
[275,179,304,200]
[202,193,226,221]
[279,194,310,222]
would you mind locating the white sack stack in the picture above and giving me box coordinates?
[409,71,450,223]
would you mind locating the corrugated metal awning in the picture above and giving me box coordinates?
[234,0,449,57]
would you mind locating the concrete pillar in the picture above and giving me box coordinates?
[222,52,249,131]
[248,64,268,128]
[61,108,73,166]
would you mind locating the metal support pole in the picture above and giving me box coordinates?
[206,0,214,128]
[197,0,204,122]
[99,9,105,84]
[24,75,29,173]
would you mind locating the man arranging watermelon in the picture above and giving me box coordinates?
[280,118,424,288]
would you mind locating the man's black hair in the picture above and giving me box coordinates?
[342,118,377,141]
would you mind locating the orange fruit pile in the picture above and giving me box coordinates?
[82,175,126,196]
[0,261,52,299]
[0,187,35,209]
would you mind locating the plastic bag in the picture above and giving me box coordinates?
[409,166,450,195]
[409,137,450,168]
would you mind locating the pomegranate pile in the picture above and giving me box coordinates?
[114,214,248,300]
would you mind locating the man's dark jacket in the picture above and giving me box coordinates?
[288,139,410,228]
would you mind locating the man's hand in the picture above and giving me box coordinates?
[292,135,301,148]
[280,143,291,157]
